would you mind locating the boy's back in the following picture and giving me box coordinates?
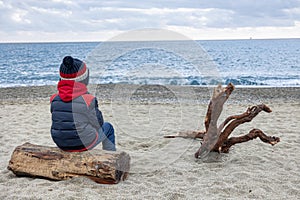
[50,56,115,152]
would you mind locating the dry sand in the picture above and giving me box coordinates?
[0,84,299,199]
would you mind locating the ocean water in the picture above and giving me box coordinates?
[0,39,299,87]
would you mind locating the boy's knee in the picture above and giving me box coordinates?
[102,122,114,135]
[103,122,113,128]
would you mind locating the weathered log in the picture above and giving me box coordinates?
[7,143,130,184]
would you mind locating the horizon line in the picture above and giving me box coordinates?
[0,37,300,44]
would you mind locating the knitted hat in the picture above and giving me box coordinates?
[59,56,89,84]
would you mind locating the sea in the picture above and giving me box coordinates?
[0,39,299,88]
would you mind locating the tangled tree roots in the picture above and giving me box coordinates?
[164,83,280,158]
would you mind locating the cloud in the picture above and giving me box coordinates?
[0,0,299,42]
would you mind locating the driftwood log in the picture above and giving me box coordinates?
[7,143,130,184]
[165,83,280,158]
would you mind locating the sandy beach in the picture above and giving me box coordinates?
[0,84,299,199]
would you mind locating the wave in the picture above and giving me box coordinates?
[1,76,299,88]
[89,75,300,87]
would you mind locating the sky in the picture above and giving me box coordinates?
[0,0,300,42]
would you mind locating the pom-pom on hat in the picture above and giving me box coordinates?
[59,56,89,84]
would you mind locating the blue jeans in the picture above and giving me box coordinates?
[96,122,116,151]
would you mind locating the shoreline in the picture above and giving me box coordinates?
[0,84,299,104]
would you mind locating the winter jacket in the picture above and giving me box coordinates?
[50,80,103,151]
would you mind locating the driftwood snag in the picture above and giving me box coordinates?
[7,143,130,184]
[164,83,280,158]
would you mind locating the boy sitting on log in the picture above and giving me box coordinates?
[50,56,116,152]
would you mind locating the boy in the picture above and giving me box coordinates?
[50,56,116,151]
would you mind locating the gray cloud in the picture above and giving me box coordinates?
[0,0,299,41]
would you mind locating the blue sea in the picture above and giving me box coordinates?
[0,39,299,87]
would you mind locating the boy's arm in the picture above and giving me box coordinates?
[83,95,104,128]
[94,99,104,127]
[92,98,104,127]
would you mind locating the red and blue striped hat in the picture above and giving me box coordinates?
[59,56,89,84]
